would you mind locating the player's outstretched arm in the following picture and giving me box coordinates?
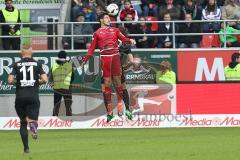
[39,74,48,84]
[8,75,16,85]
[116,28,136,45]
[82,33,98,64]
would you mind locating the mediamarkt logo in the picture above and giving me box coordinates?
[91,118,161,127]
[180,117,240,126]
[3,118,73,128]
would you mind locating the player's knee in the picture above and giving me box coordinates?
[103,78,111,87]
[113,78,121,86]
[20,120,27,127]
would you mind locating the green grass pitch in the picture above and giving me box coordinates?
[0,128,240,160]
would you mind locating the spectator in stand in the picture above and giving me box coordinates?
[96,0,122,26]
[177,13,202,48]
[131,0,143,17]
[122,13,137,35]
[132,16,153,48]
[222,0,240,29]
[157,12,177,48]
[95,0,122,10]
[176,0,185,5]
[62,12,93,49]
[0,0,21,50]
[156,60,176,84]
[217,0,226,6]
[199,0,226,7]
[181,0,202,20]
[159,0,181,20]
[201,0,221,33]
[118,0,138,22]
[82,6,97,22]
[92,5,104,31]
[219,22,240,47]
[72,0,88,20]
[141,0,159,18]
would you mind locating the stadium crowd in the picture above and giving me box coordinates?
[0,0,240,49]
[67,0,240,49]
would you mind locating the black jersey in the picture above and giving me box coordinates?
[10,58,45,98]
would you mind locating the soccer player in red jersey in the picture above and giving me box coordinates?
[81,12,136,122]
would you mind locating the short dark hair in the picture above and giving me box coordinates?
[231,53,240,62]
[163,12,171,17]
[98,12,109,22]
[124,0,131,4]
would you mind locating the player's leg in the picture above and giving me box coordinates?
[103,77,114,122]
[20,120,29,153]
[15,98,29,153]
[111,55,125,116]
[26,97,40,140]
[101,77,108,107]
[112,76,123,116]
[121,77,133,120]
[102,74,129,119]
[121,75,130,111]
[101,56,114,122]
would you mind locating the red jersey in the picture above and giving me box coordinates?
[120,8,137,21]
[83,26,130,63]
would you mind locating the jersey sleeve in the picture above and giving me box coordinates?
[10,63,17,76]
[82,32,98,63]
[116,28,130,42]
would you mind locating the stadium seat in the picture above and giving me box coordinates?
[212,34,220,47]
[145,16,158,32]
[201,34,220,48]
[236,35,240,42]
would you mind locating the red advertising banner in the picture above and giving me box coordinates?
[129,84,176,115]
[177,83,240,114]
[177,50,238,81]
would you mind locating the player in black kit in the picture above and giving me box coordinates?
[8,44,48,154]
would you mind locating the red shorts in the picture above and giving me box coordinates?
[101,54,122,77]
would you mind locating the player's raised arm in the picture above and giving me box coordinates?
[82,32,98,65]
[116,28,136,45]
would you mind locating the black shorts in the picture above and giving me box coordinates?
[15,97,40,121]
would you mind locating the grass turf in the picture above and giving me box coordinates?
[0,128,239,160]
